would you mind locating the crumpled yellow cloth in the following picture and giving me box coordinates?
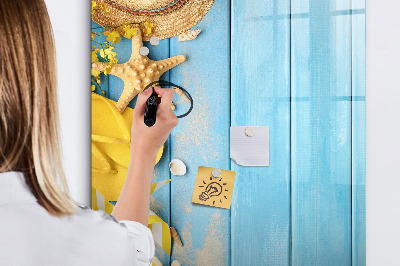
[91,92,163,201]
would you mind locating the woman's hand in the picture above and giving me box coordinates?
[112,87,178,224]
[130,87,178,159]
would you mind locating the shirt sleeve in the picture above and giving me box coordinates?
[119,220,155,265]
[76,205,155,265]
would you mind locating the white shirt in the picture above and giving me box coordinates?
[0,171,155,266]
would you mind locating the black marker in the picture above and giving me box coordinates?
[142,80,194,126]
[144,88,158,127]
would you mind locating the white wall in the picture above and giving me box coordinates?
[45,0,400,264]
[46,0,91,205]
[366,0,400,265]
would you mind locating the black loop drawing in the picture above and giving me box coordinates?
[143,80,194,118]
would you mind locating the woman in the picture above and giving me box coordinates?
[0,0,178,265]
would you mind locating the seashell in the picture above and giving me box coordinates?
[170,227,183,246]
[169,159,186,176]
[178,29,202,42]
[152,257,163,266]
[171,260,182,266]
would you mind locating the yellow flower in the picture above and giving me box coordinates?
[92,68,101,77]
[142,20,153,35]
[101,3,109,13]
[111,57,118,64]
[91,50,99,63]
[123,25,138,39]
[91,1,97,15]
[99,49,106,59]
[144,21,153,29]
[104,64,113,75]
[101,90,106,95]
[91,85,96,92]
[106,31,121,43]
[100,47,117,60]
[107,52,114,60]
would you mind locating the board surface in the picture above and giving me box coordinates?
[291,0,353,264]
[91,0,366,264]
[231,0,291,265]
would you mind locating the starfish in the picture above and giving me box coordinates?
[92,28,186,113]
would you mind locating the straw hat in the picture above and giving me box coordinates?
[92,0,215,41]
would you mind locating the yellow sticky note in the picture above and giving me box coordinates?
[192,166,236,209]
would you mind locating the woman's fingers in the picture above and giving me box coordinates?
[153,86,167,95]
[135,87,177,127]
[153,88,178,125]
[158,89,175,110]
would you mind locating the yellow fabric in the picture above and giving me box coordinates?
[148,213,172,255]
[91,92,163,201]
[150,179,172,195]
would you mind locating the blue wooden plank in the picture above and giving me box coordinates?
[351,0,366,264]
[230,0,291,265]
[103,29,172,265]
[169,0,231,264]
[291,0,353,265]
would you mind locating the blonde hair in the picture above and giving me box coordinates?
[0,0,76,216]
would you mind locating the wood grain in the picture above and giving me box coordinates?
[169,0,231,264]
[291,0,353,265]
[351,0,366,264]
[231,0,291,265]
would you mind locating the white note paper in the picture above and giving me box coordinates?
[230,126,270,166]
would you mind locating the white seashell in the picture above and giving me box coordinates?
[171,260,182,266]
[178,29,202,42]
[169,159,186,176]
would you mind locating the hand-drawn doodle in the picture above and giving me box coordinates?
[192,166,236,209]
[199,181,223,201]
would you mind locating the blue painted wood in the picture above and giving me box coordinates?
[92,1,366,263]
[351,0,366,264]
[169,0,231,264]
[230,0,291,265]
[291,0,353,265]
[94,24,172,265]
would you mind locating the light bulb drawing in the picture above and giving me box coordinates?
[199,182,222,201]
[198,175,228,206]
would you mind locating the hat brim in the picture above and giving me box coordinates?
[92,0,215,41]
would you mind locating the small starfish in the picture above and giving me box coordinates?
[92,28,186,113]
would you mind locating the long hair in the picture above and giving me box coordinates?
[0,0,76,216]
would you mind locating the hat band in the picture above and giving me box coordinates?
[104,0,188,16]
